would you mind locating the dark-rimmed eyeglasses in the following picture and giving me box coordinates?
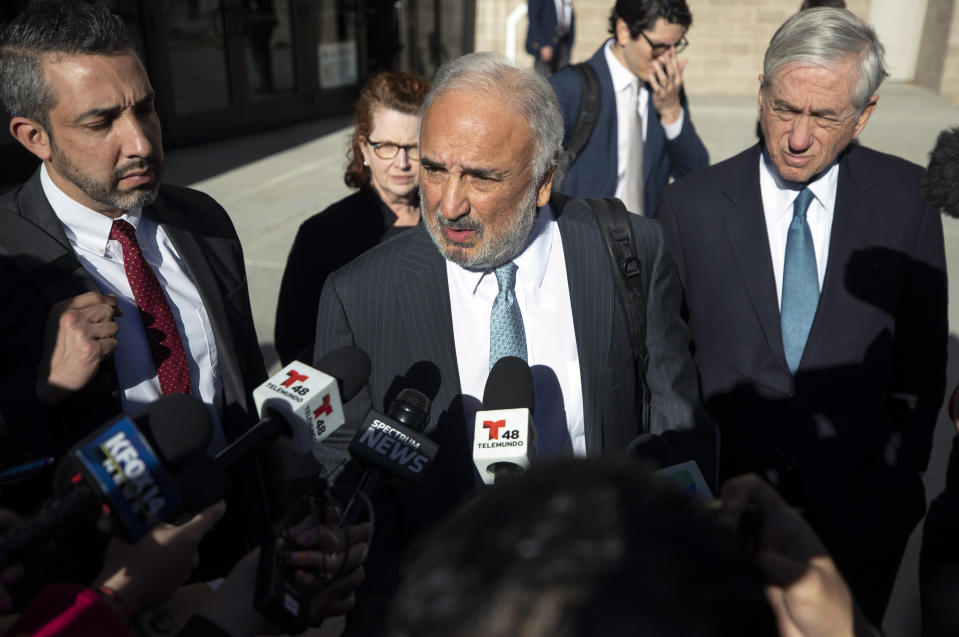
[367,140,420,161]
[640,31,688,57]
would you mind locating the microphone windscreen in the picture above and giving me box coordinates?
[483,356,534,413]
[135,394,213,473]
[925,126,959,218]
[314,346,371,401]
[387,388,431,432]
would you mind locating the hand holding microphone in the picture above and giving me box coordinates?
[216,346,371,470]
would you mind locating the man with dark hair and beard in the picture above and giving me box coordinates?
[312,51,710,604]
[0,0,271,589]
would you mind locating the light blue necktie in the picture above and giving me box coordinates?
[780,188,819,374]
[489,262,527,370]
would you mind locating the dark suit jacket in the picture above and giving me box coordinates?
[314,194,710,588]
[657,143,947,614]
[274,187,412,365]
[0,169,270,581]
[525,0,574,56]
[549,43,709,216]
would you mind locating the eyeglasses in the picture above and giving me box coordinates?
[367,139,420,161]
[640,31,688,57]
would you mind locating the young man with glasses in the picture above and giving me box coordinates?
[549,0,708,216]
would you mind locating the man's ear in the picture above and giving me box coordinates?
[537,163,556,207]
[10,117,52,161]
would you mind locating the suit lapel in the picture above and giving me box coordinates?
[644,99,662,184]
[6,171,101,303]
[801,147,872,367]
[721,146,791,374]
[554,195,614,454]
[148,194,248,438]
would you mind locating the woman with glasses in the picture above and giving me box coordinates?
[275,72,431,364]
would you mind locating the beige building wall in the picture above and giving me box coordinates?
[935,0,959,105]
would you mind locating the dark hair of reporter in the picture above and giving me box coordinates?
[387,459,776,637]
[344,72,431,188]
[608,0,692,39]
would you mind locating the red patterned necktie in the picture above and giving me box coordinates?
[109,219,192,395]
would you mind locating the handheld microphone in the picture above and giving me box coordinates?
[472,356,536,485]
[254,388,430,632]
[347,388,437,489]
[0,395,216,568]
[216,346,371,469]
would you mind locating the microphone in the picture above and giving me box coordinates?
[347,388,437,489]
[924,126,959,218]
[255,388,435,631]
[216,346,371,469]
[472,356,536,485]
[0,395,217,568]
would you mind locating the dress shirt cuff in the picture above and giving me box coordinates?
[662,107,685,141]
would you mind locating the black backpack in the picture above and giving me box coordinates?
[564,62,601,167]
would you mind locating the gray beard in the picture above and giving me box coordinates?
[51,145,161,211]
[424,183,539,271]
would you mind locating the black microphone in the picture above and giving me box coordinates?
[0,395,217,568]
[924,126,959,218]
[216,346,371,469]
[344,388,437,523]
[472,356,536,484]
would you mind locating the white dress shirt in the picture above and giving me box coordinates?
[553,0,572,32]
[41,164,227,451]
[758,151,838,307]
[604,39,685,204]
[448,205,586,456]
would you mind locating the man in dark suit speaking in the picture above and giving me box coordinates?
[549,0,708,216]
[0,0,269,576]
[657,7,947,624]
[314,51,709,587]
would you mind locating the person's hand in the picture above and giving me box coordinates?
[94,500,226,616]
[0,509,24,613]
[539,45,554,63]
[648,49,687,126]
[285,505,371,622]
[721,474,859,637]
[38,292,121,407]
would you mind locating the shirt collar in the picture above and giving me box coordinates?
[604,39,637,95]
[759,147,839,219]
[40,163,144,256]
[454,203,557,293]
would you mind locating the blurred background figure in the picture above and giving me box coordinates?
[527,0,575,77]
[275,72,431,365]
[549,0,708,216]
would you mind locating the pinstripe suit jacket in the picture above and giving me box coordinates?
[314,193,706,564]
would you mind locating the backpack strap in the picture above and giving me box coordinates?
[564,62,600,166]
[585,196,651,433]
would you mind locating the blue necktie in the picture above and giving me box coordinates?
[489,262,527,370]
[780,188,819,374]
